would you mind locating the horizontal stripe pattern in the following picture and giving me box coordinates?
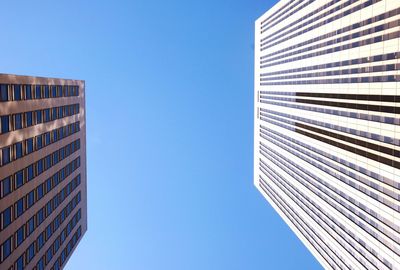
[255,0,400,269]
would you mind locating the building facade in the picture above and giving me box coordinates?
[254,0,399,269]
[0,74,87,270]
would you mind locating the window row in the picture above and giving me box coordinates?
[15,205,81,270]
[0,139,81,231]
[0,103,79,135]
[260,30,400,69]
[0,84,79,102]
[49,226,82,270]
[0,121,80,167]
[0,178,81,265]
[0,157,80,235]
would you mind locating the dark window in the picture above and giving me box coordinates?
[44,132,51,145]
[36,135,43,150]
[15,255,24,270]
[35,110,42,124]
[46,201,52,216]
[25,111,33,127]
[52,107,57,120]
[14,113,23,130]
[2,237,12,260]
[27,191,34,209]
[51,86,57,98]
[37,184,44,200]
[35,85,42,99]
[37,159,44,175]
[37,257,44,270]
[24,85,32,100]
[0,84,8,101]
[27,165,34,181]
[15,142,23,159]
[46,247,53,264]
[27,242,35,262]
[46,224,52,240]
[26,217,35,236]
[2,176,12,197]
[44,109,50,122]
[26,138,34,154]
[16,226,24,247]
[15,198,24,218]
[37,233,44,250]
[1,115,10,133]
[44,85,50,98]
[2,146,11,165]
[2,206,12,228]
[46,178,52,191]
[37,208,44,225]
[15,170,24,189]
[13,85,21,100]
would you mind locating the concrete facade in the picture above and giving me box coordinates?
[0,74,87,270]
[254,1,400,269]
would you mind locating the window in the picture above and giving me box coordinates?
[13,85,21,100]
[14,113,23,130]
[44,109,51,122]
[46,201,52,216]
[37,233,45,250]
[35,85,42,99]
[25,111,33,127]
[0,84,8,101]
[26,217,35,236]
[1,176,12,197]
[26,138,34,154]
[37,257,44,270]
[15,198,24,218]
[36,135,43,150]
[37,208,45,225]
[37,159,44,175]
[51,86,57,98]
[35,110,42,124]
[45,132,51,145]
[37,184,44,200]
[46,224,52,240]
[44,85,50,98]
[16,226,24,247]
[2,206,12,229]
[24,85,32,99]
[1,237,12,261]
[15,255,24,270]
[2,146,11,165]
[27,191,35,209]
[15,170,24,189]
[15,142,23,159]
[27,242,35,262]
[46,247,53,264]
[27,164,34,181]
[1,115,10,134]
[52,107,57,120]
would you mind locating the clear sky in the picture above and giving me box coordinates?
[1,1,323,269]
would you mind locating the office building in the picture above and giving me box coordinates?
[254,0,399,269]
[0,74,87,270]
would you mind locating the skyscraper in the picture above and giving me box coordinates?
[0,74,87,270]
[254,0,399,269]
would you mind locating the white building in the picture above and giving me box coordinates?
[254,0,400,269]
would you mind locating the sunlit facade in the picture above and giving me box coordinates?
[0,74,87,270]
[254,0,400,269]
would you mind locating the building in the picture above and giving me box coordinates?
[254,0,399,269]
[0,74,87,270]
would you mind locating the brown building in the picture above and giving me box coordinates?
[0,74,87,270]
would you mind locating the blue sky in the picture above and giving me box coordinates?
[1,1,322,269]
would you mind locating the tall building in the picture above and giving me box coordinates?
[0,74,87,270]
[254,0,399,269]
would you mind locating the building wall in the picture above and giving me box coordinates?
[254,1,400,269]
[0,74,87,270]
